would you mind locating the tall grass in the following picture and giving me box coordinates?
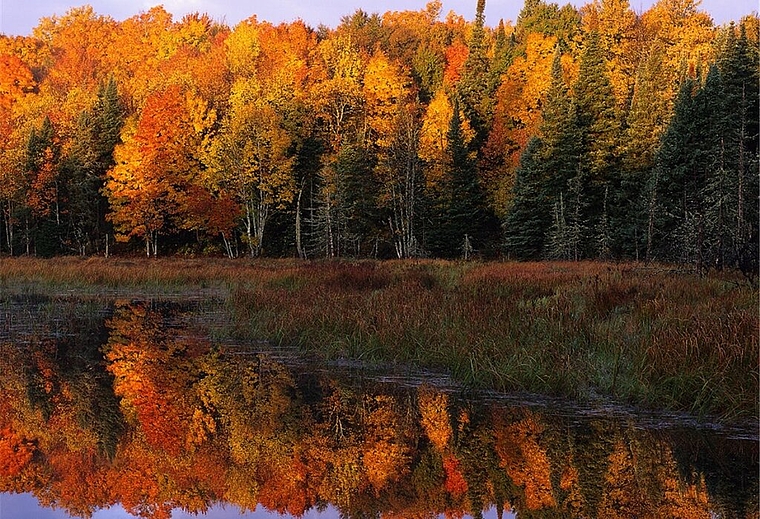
[227,260,758,420]
[1,256,756,420]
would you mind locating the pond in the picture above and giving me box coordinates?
[0,297,757,518]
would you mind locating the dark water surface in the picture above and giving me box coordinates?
[0,297,756,518]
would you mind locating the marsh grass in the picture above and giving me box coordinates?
[1,256,756,420]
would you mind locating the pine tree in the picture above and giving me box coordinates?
[650,78,698,262]
[503,137,549,259]
[619,43,669,260]
[63,78,124,255]
[540,48,580,198]
[336,144,384,257]
[458,0,491,148]
[715,22,759,271]
[652,68,725,269]
[428,100,497,258]
[541,48,583,259]
[572,30,622,257]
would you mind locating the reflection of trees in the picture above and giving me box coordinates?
[0,301,756,518]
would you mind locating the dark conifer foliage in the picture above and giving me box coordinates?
[503,138,549,258]
[428,101,499,258]
[62,77,124,256]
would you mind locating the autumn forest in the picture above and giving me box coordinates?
[0,0,756,265]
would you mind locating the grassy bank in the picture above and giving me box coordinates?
[1,256,757,420]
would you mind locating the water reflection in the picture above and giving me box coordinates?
[0,300,757,519]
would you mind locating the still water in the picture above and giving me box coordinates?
[0,297,756,519]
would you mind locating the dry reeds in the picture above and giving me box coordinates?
[2,257,756,419]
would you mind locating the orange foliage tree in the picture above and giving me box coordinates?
[104,85,219,255]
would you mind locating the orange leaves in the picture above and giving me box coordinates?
[493,32,558,149]
[35,6,117,95]
[419,88,474,189]
[0,427,36,478]
[442,41,468,87]
[494,412,556,510]
[417,388,452,452]
[0,54,35,111]
[642,0,716,82]
[363,50,412,148]
[105,85,217,252]
[27,147,58,219]
[361,395,411,494]
[104,303,200,455]
[442,454,468,497]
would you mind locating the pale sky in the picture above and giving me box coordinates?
[0,0,756,36]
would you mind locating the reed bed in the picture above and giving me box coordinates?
[1,256,756,420]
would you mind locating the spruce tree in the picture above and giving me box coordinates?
[62,78,124,255]
[541,48,583,259]
[716,23,759,270]
[620,43,669,260]
[428,101,498,258]
[335,144,383,257]
[651,78,698,262]
[503,137,549,259]
[458,0,491,148]
[572,30,622,258]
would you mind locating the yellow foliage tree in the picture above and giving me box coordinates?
[417,388,452,453]
[581,0,641,109]
[419,87,474,189]
[206,76,295,257]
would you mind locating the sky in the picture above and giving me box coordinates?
[0,0,756,37]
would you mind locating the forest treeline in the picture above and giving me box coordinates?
[0,0,757,267]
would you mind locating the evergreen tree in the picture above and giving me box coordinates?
[541,48,582,259]
[62,77,124,255]
[572,30,622,258]
[619,43,669,260]
[337,144,384,257]
[715,22,759,271]
[25,116,61,256]
[652,68,725,269]
[650,78,698,262]
[428,101,498,258]
[503,137,549,259]
[458,0,491,148]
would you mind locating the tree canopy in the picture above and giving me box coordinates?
[0,1,755,269]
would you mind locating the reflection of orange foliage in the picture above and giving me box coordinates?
[418,388,452,452]
[113,441,172,519]
[494,412,556,510]
[362,395,411,494]
[46,447,113,517]
[598,439,645,518]
[105,304,205,456]
[659,448,711,519]
[558,463,584,514]
[443,454,468,497]
[363,439,409,494]
[257,455,314,516]
[0,427,35,477]
[32,349,58,394]
[107,340,186,454]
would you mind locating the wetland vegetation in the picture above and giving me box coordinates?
[2,257,756,422]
